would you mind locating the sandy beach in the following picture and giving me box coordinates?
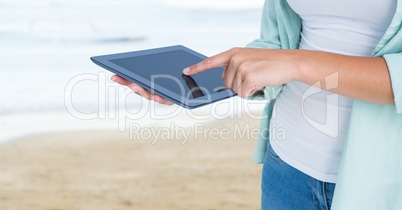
[0,115,262,210]
[0,1,265,209]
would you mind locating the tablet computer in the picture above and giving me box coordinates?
[90,45,236,109]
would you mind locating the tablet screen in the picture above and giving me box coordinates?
[110,50,226,99]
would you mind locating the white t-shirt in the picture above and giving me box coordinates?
[270,0,397,183]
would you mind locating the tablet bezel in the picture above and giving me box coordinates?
[90,45,236,109]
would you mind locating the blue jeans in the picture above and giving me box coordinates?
[261,142,336,210]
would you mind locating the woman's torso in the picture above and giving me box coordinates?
[270,0,397,183]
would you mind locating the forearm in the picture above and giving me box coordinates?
[295,50,395,105]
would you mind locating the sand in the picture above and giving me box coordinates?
[0,117,262,210]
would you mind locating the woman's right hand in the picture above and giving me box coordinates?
[111,75,174,105]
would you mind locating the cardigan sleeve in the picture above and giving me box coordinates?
[383,53,402,113]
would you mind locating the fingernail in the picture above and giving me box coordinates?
[111,76,116,82]
[183,68,190,74]
[129,85,138,92]
[153,96,159,102]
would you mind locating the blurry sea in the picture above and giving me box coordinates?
[0,0,263,115]
[0,0,269,146]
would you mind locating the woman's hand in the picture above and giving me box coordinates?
[183,47,394,105]
[111,75,174,105]
[183,47,302,98]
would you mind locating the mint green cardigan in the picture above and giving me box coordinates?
[246,0,402,209]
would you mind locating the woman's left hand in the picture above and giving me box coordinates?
[183,47,302,97]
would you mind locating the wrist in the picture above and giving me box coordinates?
[292,50,314,83]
